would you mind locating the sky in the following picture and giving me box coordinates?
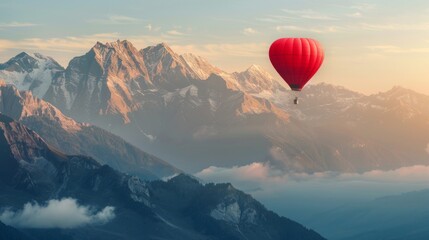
[1,0,429,94]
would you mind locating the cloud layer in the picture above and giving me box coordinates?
[0,198,115,229]
[196,162,429,221]
[197,162,429,186]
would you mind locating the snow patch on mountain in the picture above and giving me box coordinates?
[163,85,201,106]
[128,176,151,206]
[210,201,241,224]
[180,53,223,80]
[241,208,258,224]
[0,53,63,99]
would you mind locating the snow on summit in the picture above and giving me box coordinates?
[0,52,63,98]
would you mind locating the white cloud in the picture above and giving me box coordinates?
[0,32,182,54]
[367,45,429,53]
[88,15,142,24]
[350,3,376,11]
[198,162,278,182]
[166,30,185,36]
[196,163,429,221]
[346,12,362,18]
[146,24,153,31]
[172,42,268,58]
[282,9,337,20]
[0,198,115,229]
[0,22,38,28]
[242,28,258,35]
[0,33,122,53]
[360,22,429,31]
[256,15,295,23]
[196,162,429,193]
[275,25,340,34]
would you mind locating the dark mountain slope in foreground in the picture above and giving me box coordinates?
[0,221,32,240]
[0,114,325,240]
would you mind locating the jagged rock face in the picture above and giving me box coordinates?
[0,84,179,179]
[0,116,325,240]
[0,116,49,162]
[141,43,196,91]
[45,40,151,124]
[0,52,64,98]
[0,84,81,132]
[0,114,66,192]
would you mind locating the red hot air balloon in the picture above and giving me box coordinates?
[269,38,324,104]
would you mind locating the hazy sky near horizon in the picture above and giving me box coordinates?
[1,0,429,94]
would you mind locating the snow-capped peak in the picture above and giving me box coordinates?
[180,53,223,80]
[246,64,270,75]
[93,40,139,55]
[91,40,148,74]
[1,52,39,73]
[141,42,182,70]
[230,64,284,96]
[384,86,415,97]
[243,64,275,81]
[0,52,64,98]
[141,42,177,59]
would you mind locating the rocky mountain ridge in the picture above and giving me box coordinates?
[0,83,179,179]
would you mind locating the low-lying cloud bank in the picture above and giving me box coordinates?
[196,162,429,185]
[196,162,429,221]
[0,198,115,229]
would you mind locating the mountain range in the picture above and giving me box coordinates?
[0,114,325,240]
[1,40,428,173]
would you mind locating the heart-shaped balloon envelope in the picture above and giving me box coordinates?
[269,38,324,91]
